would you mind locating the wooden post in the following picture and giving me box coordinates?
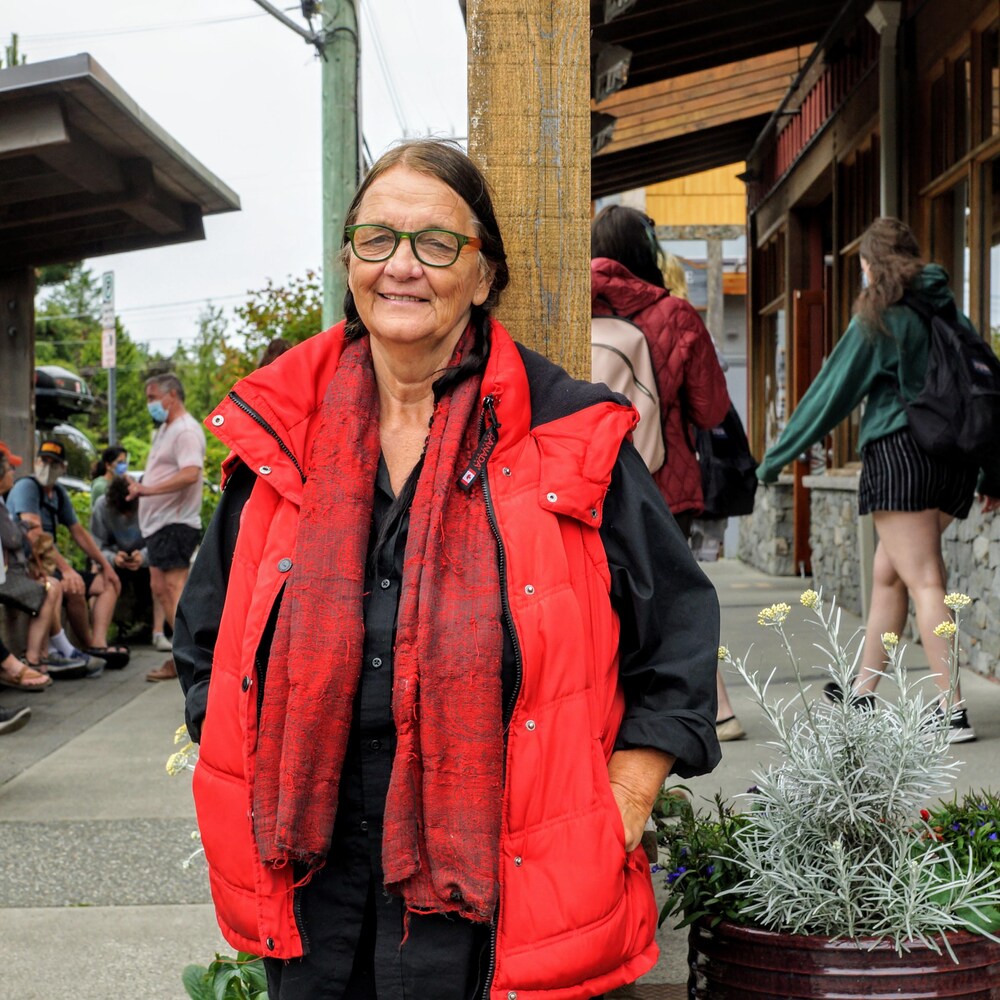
[0,267,35,465]
[466,0,590,378]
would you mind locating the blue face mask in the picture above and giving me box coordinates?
[147,400,168,425]
[114,460,128,475]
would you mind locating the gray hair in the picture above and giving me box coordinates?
[145,372,185,401]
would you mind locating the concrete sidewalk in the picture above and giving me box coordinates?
[1,560,997,999]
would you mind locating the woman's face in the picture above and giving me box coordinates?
[347,165,491,356]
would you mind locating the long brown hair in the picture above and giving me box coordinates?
[855,217,925,334]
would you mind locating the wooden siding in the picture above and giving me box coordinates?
[646,164,747,226]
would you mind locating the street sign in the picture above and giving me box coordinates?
[100,271,116,369]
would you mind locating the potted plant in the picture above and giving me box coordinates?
[656,591,1000,999]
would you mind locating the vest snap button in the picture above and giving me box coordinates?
[211,414,224,426]
[514,855,522,866]
[525,720,536,731]
[546,492,557,502]
[591,508,598,519]
[524,584,534,595]
[241,676,251,692]
[508,992,518,1000]
[502,467,511,476]
[277,558,292,572]
[259,465,272,475]
[266,937,275,950]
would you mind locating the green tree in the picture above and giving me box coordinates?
[232,268,323,361]
[34,264,154,447]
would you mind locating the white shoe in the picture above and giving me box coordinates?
[153,633,173,652]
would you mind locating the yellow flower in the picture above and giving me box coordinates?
[800,589,819,608]
[757,602,792,626]
[718,646,730,661]
[881,632,899,649]
[944,593,972,611]
[166,752,187,776]
[933,621,957,638]
[174,723,189,745]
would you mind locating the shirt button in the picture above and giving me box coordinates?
[370,739,382,751]
[277,558,292,572]
[371,656,383,669]
[380,578,391,589]
[360,820,369,832]
[211,414,224,427]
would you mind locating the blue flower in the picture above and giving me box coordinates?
[650,864,662,874]
[666,865,688,884]
[952,823,961,831]
[990,833,998,841]
[705,865,715,876]
[679,847,688,858]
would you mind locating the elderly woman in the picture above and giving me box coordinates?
[175,140,721,1000]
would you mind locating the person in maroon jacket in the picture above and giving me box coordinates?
[591,207,744,742]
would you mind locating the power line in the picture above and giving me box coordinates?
[20,12,268,44]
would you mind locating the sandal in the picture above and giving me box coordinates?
[0,662,53,691]
[85,645,130,670]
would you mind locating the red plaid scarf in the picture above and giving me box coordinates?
[253,330,504,921]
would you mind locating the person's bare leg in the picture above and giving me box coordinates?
[854,540,909,696]
[87,573,121,649]
[61,591,94,650]
[158,567,190,629]
[866,508,957,702]
[717,671,736,721]
[152,594,166,636]
[26,578,62,663]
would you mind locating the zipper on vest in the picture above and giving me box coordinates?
[458,394,501,492]
[477,394,522,1000]
[227,390,307,484]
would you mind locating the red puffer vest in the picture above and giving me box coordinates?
[592,257,730,515]
[193,320,660,1000]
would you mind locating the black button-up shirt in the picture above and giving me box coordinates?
[264,456,489,1000]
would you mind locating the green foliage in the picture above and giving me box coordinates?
[657,594,1000,954]
[233,269,323,361]
[181,952,268,1000]
[928,790,1000,876]
[655,790,750,929]
[2,33,26,68]
[55,489,93,573]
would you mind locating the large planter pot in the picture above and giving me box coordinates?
[688,919,1000,998]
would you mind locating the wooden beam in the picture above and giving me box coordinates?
[0,268,36,467]
[468,0,590,379]
[32,124,124,194]
[0,97,70,158]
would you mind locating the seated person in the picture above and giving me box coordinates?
[0,441,74,683]
[90,476,166,647]
[90,444,129,504]
[7,440,129,669]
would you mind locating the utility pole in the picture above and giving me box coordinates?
[319,0,360,328]
[250,0,360,328]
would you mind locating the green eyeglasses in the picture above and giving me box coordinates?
[345,224,482,268]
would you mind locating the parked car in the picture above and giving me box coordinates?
[35,365,95,425]
[33,366,98,493]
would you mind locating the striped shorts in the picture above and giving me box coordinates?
[858,427,977,518]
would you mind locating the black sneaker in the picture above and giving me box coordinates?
[0,704,31,735]
[947,708,977,744]
[823,681,875,709]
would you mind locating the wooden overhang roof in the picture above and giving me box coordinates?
[591,0,854,198]
[0,54,240,268]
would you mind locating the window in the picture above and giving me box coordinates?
[930,179,971,315]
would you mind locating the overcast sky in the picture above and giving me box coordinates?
[6,0,468,352]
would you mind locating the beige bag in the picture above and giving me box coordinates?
[591,315,666,472]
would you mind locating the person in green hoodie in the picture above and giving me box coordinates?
[757,217,1000,743]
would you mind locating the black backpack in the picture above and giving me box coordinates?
[695,404,758,519]
[900,294,1000,464]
